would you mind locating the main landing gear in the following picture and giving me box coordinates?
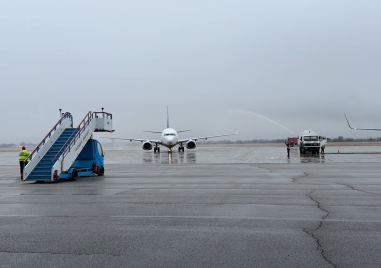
[178,143,185,152]
[154,147,160,153]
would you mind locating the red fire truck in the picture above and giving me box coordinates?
[287,137,299,147]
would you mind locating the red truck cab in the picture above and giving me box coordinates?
[287,137,299,147]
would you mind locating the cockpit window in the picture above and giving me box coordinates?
[164,133,176,136]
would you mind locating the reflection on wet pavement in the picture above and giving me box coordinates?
[300,155,326,163]
[1,145,380,166]
[96,145,381,165]
[138,150,199,165]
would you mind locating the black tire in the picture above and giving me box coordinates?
[178,147,181,152]
[70,169,78,181]
[157,147,160,153]
[98,166,104,176]
[154,147,157,153]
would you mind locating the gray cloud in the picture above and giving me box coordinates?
[1,0,381,143]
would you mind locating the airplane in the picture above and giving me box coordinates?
[100,107,238,153]
[344,114,381,131]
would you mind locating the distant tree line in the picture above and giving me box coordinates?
[204,136,381,144]
[330,136,381,142]
[0,142,37,148]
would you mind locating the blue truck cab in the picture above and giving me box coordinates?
[60,139,105,180]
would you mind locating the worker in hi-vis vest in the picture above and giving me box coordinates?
[19,146,29,180]
[285,142,290,157]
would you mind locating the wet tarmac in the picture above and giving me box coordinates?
[103,145,381,165]
[1,145,381,267]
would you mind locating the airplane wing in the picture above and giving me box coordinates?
[344,114,381,131]
[178,131,238,143]
[177,129,192,133]
[143,131,162,134]
[98,136,162,143]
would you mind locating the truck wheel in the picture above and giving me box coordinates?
[98,166,104,176]
[70,169,78,181]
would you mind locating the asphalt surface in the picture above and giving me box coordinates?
[1,146,381,267]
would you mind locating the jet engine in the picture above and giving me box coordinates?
[186,140,196,149]
[142,141,153,150]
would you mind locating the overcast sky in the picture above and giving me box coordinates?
[1,0,381,143]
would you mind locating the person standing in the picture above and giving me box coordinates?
[321,144,325,154]
[19,146,29,180]
[285,142,291,157]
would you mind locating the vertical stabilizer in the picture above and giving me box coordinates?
[167,106,169,128]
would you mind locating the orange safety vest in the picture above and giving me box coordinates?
[287,145,290,149]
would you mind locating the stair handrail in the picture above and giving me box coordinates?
[60,111,113,160]
[24,112,72,163]
[51,111,112,163]
[51,111,92,163]
[61,111,96,159]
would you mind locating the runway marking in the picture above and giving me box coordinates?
[235,148,258,163]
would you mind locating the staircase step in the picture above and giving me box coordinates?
[35,167,52,170]
[36,165,53,168]
[37,159,53,163]
[34,167,51,171]
[36,163,52,167]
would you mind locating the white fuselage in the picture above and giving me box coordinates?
[160,128,179,148]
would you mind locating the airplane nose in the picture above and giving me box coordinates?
[167,137,175,145]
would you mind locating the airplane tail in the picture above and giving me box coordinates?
[344,114,354,130]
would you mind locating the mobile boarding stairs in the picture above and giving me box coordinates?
[22,111,114,182]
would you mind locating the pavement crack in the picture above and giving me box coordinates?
[291,172,308,183]
[334,182,381,196]
[303,190,336,268]
[116,188,140,195]
[290,173,335,266]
